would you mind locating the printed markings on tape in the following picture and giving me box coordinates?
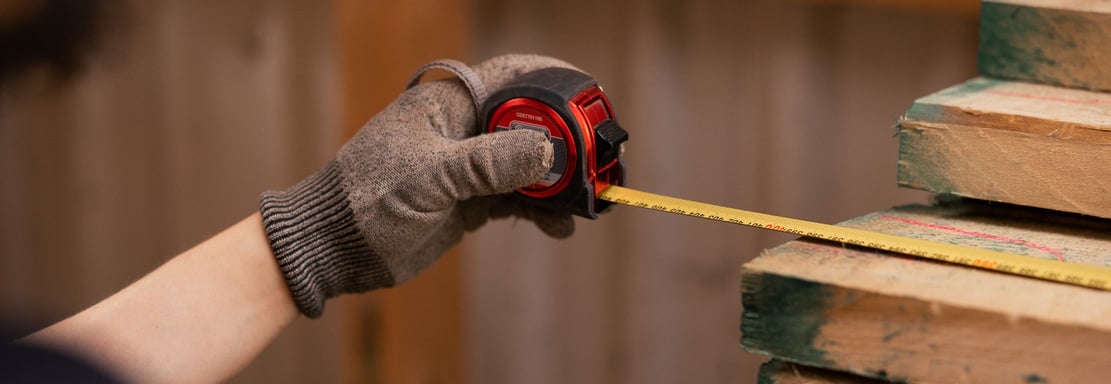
[598,185,1111,291]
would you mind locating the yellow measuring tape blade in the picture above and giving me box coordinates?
[598,185,1111,291]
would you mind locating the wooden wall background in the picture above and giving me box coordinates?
[0,1,977,383]
[0,1,346,382]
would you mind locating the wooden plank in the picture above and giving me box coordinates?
[758,359,887,384]
[740,199,1111,383]
[979,0,1111,92]
[897,77,1111,219]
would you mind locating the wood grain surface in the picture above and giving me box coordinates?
[898,77,1111,218]
[742,199,1111,383]
[979,0,1111,92]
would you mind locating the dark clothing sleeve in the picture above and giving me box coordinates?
[1,342,121,384]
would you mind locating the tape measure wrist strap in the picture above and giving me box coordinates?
[406,59,488,120]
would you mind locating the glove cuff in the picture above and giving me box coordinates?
[259,161,394,317]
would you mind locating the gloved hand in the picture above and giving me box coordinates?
[260,54,577,317]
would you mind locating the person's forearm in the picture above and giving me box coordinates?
[22,212,298,383]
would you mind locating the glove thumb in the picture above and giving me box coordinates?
[444,128,553,200]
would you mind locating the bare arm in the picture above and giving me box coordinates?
[22,213,297,383]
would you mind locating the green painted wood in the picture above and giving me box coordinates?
[741,199,1111,383]
[897,76,1111,219]
[979,0,1111,92]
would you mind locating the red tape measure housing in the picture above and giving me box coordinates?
[483,67,627,219]
[487,98,578,198]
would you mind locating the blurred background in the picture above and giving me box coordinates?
[0,0,977,383]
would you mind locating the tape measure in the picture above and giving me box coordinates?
[483,67,627,219]
[599,185,1111,291]
[482,67,1111,292]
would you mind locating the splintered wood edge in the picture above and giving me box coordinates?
[902,78,1111,140]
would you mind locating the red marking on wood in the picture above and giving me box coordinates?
[985,89,1111,107]
[879,215,1066,262]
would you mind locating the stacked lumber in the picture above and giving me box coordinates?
[742,1,1111,382]
[978,0,1111,92]
[742,199,1111,383]
[896,77,1111,219]
[898,0,1111,217]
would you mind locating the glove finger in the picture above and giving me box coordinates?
[441,129,552,199]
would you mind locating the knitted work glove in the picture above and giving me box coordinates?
[260,54,577,317]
